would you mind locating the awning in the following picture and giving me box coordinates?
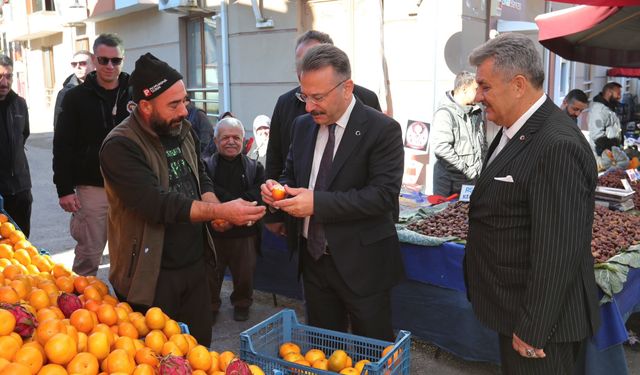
[535,5,640,67]
[607,67,640,77]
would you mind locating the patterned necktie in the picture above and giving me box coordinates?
[307,124,336,259]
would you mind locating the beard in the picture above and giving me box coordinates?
[150,111,184,137]
[563,107,578,121]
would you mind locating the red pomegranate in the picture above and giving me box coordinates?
[158,354,192,375]
[57,292,82,318]
[225,358,252,375]
[0,303,37,338]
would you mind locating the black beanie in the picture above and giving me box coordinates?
[130,53,183,103]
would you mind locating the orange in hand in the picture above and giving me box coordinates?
[271,184,286,201]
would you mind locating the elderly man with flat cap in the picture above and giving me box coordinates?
[100,53,265,346]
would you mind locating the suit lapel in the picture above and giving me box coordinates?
[474,97,554,198]
[327,101,367,187]
[299,120,319,188]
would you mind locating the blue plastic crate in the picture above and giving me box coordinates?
[240,309,411,375]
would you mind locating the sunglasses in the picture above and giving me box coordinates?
[96,56,123,66]
[70,61,88,68]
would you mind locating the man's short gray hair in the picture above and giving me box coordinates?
[214,117,245,139]
[468,33,544,89]
[454,71,476,93]
[0,54,13,68]
[299,44,351,81]
[295,30,333,49]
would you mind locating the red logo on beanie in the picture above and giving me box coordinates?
[143,88,152,97]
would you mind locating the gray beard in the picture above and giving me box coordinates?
[152,120,182,137]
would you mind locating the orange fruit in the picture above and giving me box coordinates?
[187,345,212,371]
[132,363,155,375]
[312,358,329,370]
[11,279,30,299]
[54,277,74,294]
[208,353,220,373]
[114,307,129,323]
[117,302,133,314]
[82,286,102,303]
[88,280,109,298]
[0,335,21,360]
[248,364,265,375]
[144,330,166,354]
[84,299,101,314]
[13,239,31,251]
[22,341,46,359]
[24,246,39,258]
[283,352,304,362]
[97,304,118,326]
[162,319,180,338]
[381,345,400,367]
[279,342,301,358]
[304,349,325,364]
[0,308,16,335]
[10,331,24,346]
[192,371,207,375]
[13,249,31,266]
[44,333,77,365]
[0,214,8,223]
[218,351,235,371]
[9,230,26,244]
[101,294,118,307]
[0,222,16,238]
[76,332,88,353]
[14,345,44,374]
[51,264,71,279]
[114,336,136,358]
[328,350,348,372]
[0,358,8,372]
[66,352,99,375]
[117,321,139,339]
[294,359,311,367]
[28,289,51,311]
[72,277,89,294]
[3,264,23,280]
[339,368,359,375]
[0,362,30,375]
[168,334,189,355]
[36,319,66,346]
[161,341,183,357]
[0,244,14,259]
[87,332,110,361]
[0,285,20,303]
[183,334,197,353]
[70,309,95,334]
[134,347,158,367]
[354,359,371,373]
[106,349,135,374]
[144,307,165,330]
[36,364,68,375]
[48,306,65,320]
[91,324,115,347]
[36,308,58,324]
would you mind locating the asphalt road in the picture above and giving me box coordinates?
[23,132,637,374]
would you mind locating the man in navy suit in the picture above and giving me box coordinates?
[261,44,404,341]
[465,33,600,374]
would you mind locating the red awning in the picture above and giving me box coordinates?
[535,6,640,67]
[607,67,640,77]
[547,0,640,5]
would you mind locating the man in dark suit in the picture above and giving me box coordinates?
[261,44,404,341]
[465,33,600,374]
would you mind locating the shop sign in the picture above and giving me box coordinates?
[459,185,475,202]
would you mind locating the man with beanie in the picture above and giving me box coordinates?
[100,53,265,346]
[53,34,130,276]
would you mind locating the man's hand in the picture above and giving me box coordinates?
[265,222,287,236]
[260,179,280,207]
[216,199,266,226]
[273,186,313,218]
[512,333,545,359]
[59,193,81,213]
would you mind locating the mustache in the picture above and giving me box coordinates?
[0,86,9,90]
[310,110,325,116]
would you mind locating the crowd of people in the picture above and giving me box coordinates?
[0,28,631,374]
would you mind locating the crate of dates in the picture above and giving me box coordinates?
[592,205,640,263]
[406,201,469,241]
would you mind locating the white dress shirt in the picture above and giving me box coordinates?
[303,95,356,237]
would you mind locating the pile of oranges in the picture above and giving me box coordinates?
[0,215,265,375]
[278,342,400,375]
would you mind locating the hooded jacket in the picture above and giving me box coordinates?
[0,90,31,195]
[52,71,131,197]
[431,91,486,181]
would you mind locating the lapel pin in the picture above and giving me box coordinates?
[355,130,361,136]
[519,135,526,141]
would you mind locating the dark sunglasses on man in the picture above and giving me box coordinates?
[70,61,88,68]
[96,57,123,66]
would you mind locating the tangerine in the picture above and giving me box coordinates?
[187,345,212,371]
[44,333,77,365]
[312,359,329,370]
[3,264,23,280]
[132,363,155,375]
[161,341,183,357]
[0,308,16,335]
[114,336,136,358]
[144,330,166,354]
[328,350,348,372]
[36,319,66,346]
[279,342,301,358]
[117,321,138,339]
[0,222,16,238]
[134,347,158,367]
[218,351,235,371]
[28,289,51,311]
[0,335,21,360]
[9,230,26,244]
[66,352,99,375]
[87,332,110,361]
[14,345,44,374]
[36,364,68,375]
[105,349,135,374]
[144,307,165,330]
[54,277,74,294]
[0,244,14,259]
[0,362,30,375]
[97,304,118,326]
[13,249,31,266]
[304,349,325,364]
[162,319,180,338]
[168,334,189,354]
[82,286,102,303]
[248,364,265,375]
[72,276,89,294]
[51,264,71,279]
[70,309,95,334]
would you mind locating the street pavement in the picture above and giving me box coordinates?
[24,131,637,374]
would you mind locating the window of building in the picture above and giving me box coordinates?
[185,16,218,118]
[31,0,55,12]
[43,47,55,107]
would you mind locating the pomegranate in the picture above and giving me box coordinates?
[1,303,37,338]
[226,358,252,375]
[57,292,82,318]
[158,354,192,375]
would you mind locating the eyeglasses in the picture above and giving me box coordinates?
[96,56,123,66]
[70,61,88,68]
[0,73,13,81]
[295,79,347,105]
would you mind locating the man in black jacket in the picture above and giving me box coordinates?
[204,117,265,322]
[0,55,32,237]
[265,30,381,240]
[53,33,131,276]
[52,50,95,129]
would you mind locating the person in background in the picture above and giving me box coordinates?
[247,115,270,166]
[431,71,485,196]
[0,55,32,237]
[261,44,404,341]
[589,82,622,155]
[561,89,589,123]
[202,111,235,158]
[100,53,265,346]
[205,117,264,322]
[53,50,95,129]
[265,29,381,242]
[53,33,131,276]
[186,95,213,153]
[466,33,599,374]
